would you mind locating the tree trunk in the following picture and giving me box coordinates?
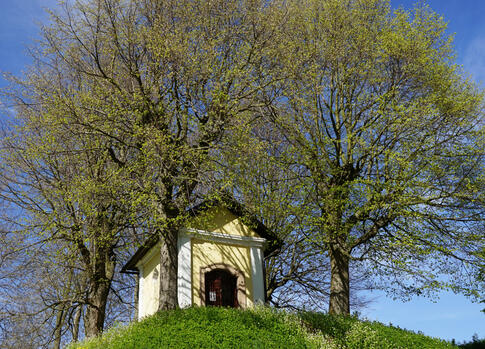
[53,306,66,349]
[84,284,110,337]
[84,251,115,338]
[328,243,350,315]
[158,226,178,310]
[72,305,82,342]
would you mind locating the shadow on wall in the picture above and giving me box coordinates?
[191,237,254,307]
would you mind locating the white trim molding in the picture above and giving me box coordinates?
[250,246,265,304]
[137,265,144,321]
[177,232,192,308]
[181,228,266,248]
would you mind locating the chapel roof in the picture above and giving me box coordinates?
[121,196,281,273]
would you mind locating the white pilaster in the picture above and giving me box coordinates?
[177,232,192,308]
[137,265,144,321]
[250,246,265,304]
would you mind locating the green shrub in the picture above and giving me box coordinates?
[69,307,458,349]
[299,311,456,349]
[69,307,323,349]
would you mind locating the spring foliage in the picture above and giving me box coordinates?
[68,307,456,349]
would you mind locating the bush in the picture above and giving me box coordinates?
[69,307,323,349]
[69,307,458,349]
[299,311,456,349]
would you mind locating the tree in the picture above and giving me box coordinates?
[0,226,87,349]
[259,0,485,314]
[217,117,370,310]
[0,98,138,339]
[1,0,284,336]
[3,0,483,331]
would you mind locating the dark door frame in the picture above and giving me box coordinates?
[200,263,247,307]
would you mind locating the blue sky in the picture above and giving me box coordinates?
[394,0,485,86]
[0,0,483,344]
[363,2,485,344]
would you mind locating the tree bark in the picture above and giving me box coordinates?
[72,305,82,342]
[53,306,66,349]
[84,284,110,337]
[328,242,350,315]
[84,251,115,338]
[158,225,178,310]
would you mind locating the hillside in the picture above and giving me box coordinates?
[69,307,457,349]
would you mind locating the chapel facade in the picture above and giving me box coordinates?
[122,201,278,320]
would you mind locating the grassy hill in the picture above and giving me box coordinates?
[69,307,457,349]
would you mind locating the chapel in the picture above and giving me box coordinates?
[121,199,279,320]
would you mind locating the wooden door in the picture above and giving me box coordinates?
[205,269,238,307]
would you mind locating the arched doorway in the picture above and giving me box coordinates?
[204,269,238,307]
[200,264,247,308]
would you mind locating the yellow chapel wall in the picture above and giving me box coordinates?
[139,247,160,318]
[190,206,258,307]
[191,238,254,307]
[193,207,258,238]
